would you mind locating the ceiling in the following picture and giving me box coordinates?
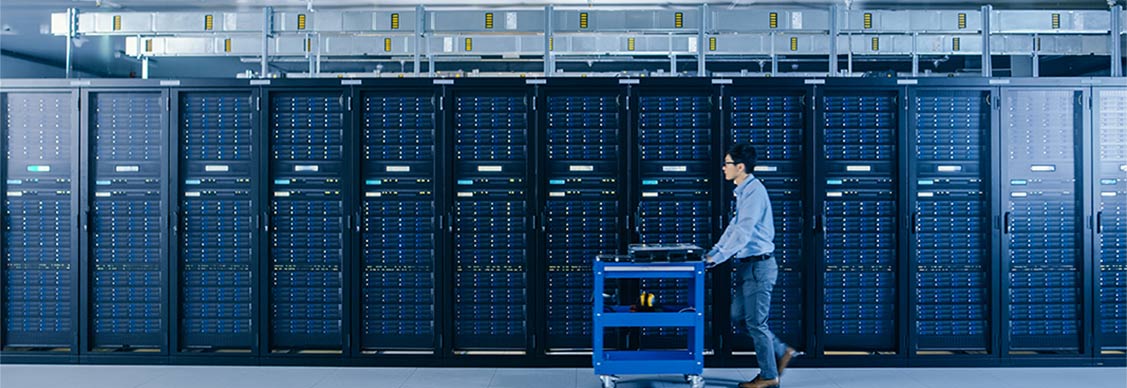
[1,0,1122,78]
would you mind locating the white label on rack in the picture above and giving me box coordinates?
[6,191,22,197]
[663,165,687,172]
[159,80,181,86]
[846,165,872,172]
[1030,165,1055,172]
[443,37,454,52]
[918,192,934,197]
[95,192,111,197]
[826,191,843,197]
[1102,191,1117,197]
[937,165,962,172]
[27,165,51,172]
[457,192,474,197]
[687,37,698,53]
[274,191,290,197]
[478,165,503,172]
[386,166,411,172]
[792,12,803,28]
[1120,164,1127,172]
[897,79,918,85]
[115,165,140,172]
[569,165,594,172]
[366,192,382,197]
[505,12,518,29]
[988,79,1011,85]
[185,192,201,197]
[642,192,658,197]
[341,79,362,85]
[205,165,230,172]
[549,192,565,197]
[295,165,319,172]
[1010,192,1028,198]
[754,165,777,172]
[249,79,271,85]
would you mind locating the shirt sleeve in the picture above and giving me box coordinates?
[709,186,763,264]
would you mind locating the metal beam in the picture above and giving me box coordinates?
[698,3,707,76]
[981,5,992,77]
[1112,5,1123,77]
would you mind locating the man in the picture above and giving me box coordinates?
[704,144,796,388]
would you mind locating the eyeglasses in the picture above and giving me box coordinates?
[722,161,738,166]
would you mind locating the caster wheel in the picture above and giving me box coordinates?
[686,374,705,388]
[599,374,619,388]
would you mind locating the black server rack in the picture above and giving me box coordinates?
[1001,88,1084,353]
[908,89,993,353]
[721,88,808,351]
[449,87,532,351]
[171,91,258,353]
[83,91,169,352]
[1092,87,1126,353]
[816,90,899,352]
[358,88,439,352]
[633,86,716,348]
[539,85,626,352]
[266,91,349,353]
[1,91,79,353]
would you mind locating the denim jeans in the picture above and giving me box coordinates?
[731,256,788,380]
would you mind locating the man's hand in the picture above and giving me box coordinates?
[703,255,717,269]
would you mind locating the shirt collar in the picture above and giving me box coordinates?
[734,173,757,195]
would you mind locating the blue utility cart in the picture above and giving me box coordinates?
[592,259,706,388]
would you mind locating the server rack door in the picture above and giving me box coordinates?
[357,88,440,352]
[632,86,717,349]
[999,87,1084,355]
[0,90,80,353]
[1092,87,1127,355]
[172,90,258,354]
[539,85,627,353]
[84,90,169,353]
[907,89,993,354]
[449,87,533,352]
[720,87,808,352]
[265,90,349,353]
[815,89,900,353]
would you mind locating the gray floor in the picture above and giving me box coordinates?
[1,364,1125,388]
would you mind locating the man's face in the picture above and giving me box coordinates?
[722,154,743,181]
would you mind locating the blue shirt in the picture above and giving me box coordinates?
[707,175,775,264]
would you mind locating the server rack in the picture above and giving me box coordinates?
[0,90,81,357]
[263,87,352,356]
[906,87,995,356]
[814,85,902,355]
[447,80,535,353]
[718,80,812,355]
[80,89,170,355]
[537,80,629,353]
[355,82,442,354]
[1091,86,1127,355]
[631,80,719,350]
[999,86,1086,355]
[169,89,260,356]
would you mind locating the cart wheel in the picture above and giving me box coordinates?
[686,374,705,388]
[599,374,618,388]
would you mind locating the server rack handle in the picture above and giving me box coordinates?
[170,209,180,234]
[354,211,361,233]
[1003,211,1012,234]
[262,210,271,233]
[911,211,919,234]
[1096,211,1103,234]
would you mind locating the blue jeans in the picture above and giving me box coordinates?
[731,256,788,380]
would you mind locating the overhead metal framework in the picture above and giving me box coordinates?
[51,4,1127,77]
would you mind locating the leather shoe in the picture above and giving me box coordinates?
[738,375,780,388]
[777,347,797,376]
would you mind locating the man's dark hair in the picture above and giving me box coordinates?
[727,144,757,174]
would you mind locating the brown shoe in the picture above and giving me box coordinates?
[777,347,796,376]
[738,375,780,388]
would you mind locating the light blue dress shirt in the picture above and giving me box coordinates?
[707,174,775,264]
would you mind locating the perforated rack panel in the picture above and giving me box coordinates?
[451,92,530,350]
[725,92,805,349]
[543,92,622,351]
[360,91,437,350]
[911,90,990,351]
[88,92,166,350]
[636,93,713,348]
[1003,89,1081,352]
[177,92,255,350]
[819,92,898,350]
[2,92,76,350]
[268,92,346,351]
[1094,88,1127,352]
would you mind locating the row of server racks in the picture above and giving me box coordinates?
[0,77,1124,367]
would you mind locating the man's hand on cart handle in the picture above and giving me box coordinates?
[703,254,717,269]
